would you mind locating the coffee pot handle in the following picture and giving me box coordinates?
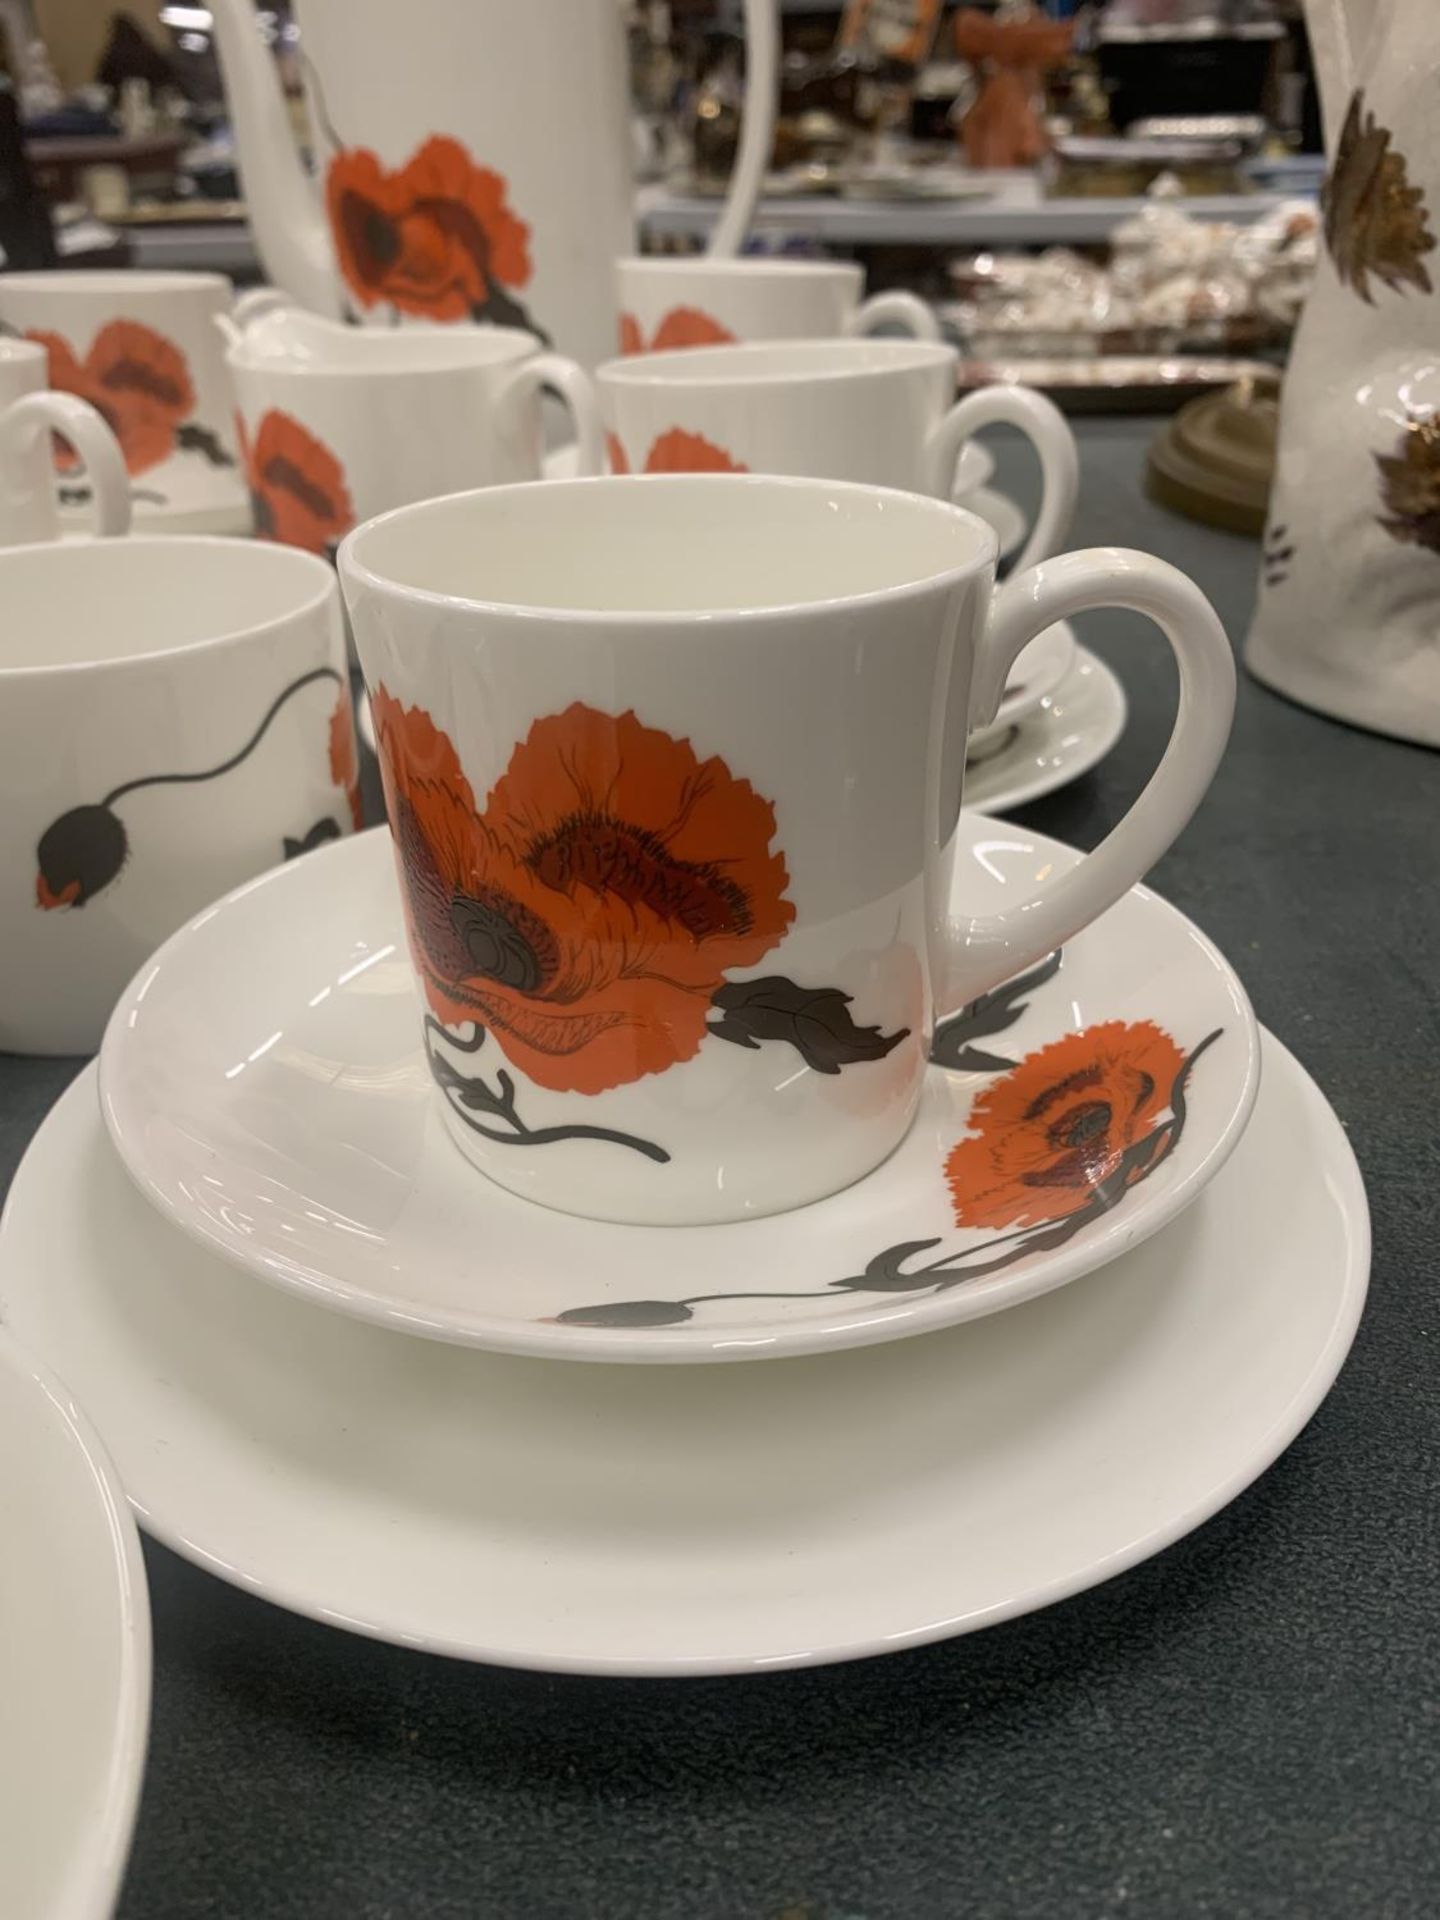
[0,392,131,538]
[924,383,1078,575]
[498,354,604,478]
[942,550,1235,1015]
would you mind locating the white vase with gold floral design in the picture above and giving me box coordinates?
[1245,0,1440,747]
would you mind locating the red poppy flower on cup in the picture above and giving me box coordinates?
[372,689,795,1095]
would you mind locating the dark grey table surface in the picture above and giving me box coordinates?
[4,418,1439,1920]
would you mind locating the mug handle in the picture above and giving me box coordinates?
[497,352,604,477]
[844,291,943,342]
[923,384,1078,574]
[0,392,131,537]
[215,287,291,350]
[941,549,1235,1014]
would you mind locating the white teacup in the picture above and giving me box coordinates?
[0,537,352,1054]
[222,306,602,556]
[598,338,1077,574]
[339,474,1234,1227]
[616,257,941,356]
[0,270,249,534]
[0,337,130,547]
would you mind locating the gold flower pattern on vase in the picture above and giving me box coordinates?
[1375,412,1440,555]
[1322,90,1436,304]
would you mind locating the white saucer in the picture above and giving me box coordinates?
[965,483,1027,560]
[965,648,1130,815]
[99,816,1258,1362]
[973,618,1076,751]
[61,496,253,538]
[0,1036,1366,1674]
[0,1332,150,1916]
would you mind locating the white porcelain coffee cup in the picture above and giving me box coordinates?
[598,338,1077,574]
[222,306,603,557]
[0,538,352,1054]
[339,473,1235,1227]
[616,256,941,356]
[0,270,249,534]
[0,337,130,547]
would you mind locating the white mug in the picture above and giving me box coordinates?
[339,474,1234,1228]
[222,306,602,557]
[616,257,942,357]
[0,337,130,547]
[0,537,352,1054]
[0,271,250,534]
[598,338,1077,574]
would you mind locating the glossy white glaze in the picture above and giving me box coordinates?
[0,338,129,546]
[0,1332,150,1915]
[1246,0,1440,744]
[615,256,941,355]
[596,337,1078,576]
[2,1034,1365,1673]
[965,648,1130,814]
[225,311,602,544]
[327,473,1233,1222]
[0,537,349,1053]
[206,0,776,368]
[0,271,249,533]
[98,815,1257,1354]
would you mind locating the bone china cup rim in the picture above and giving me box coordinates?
[337,472,1001,625]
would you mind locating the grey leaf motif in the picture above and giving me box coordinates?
[709,975,909,1074]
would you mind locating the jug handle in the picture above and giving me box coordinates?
[708,0,780,258]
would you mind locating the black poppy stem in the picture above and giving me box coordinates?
[423,1018,671,1164]
[101,666,342,807]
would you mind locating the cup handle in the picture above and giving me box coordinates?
[0,393,131,538]
[941,548,1235,1014]
[498,352,603,477]
[844,291,942,342]
[215,287,291,351]
[923,384,1077,573]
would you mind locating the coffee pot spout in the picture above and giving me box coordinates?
[209,0,342,319]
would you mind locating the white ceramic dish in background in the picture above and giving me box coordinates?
[224,309,601,559]
[99,815,1258,1362]
[0,1333,150,1916]
[0,536,351,1056]
[970,619,1076,751]
[615,255,940,356]
[595,338,1077,579]
[966,648,1130,814]
[1,1035,1365,1674]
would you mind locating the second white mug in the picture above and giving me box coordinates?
[598,339,1078,574]
[224,307,602,557]
[616,256,941,357]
